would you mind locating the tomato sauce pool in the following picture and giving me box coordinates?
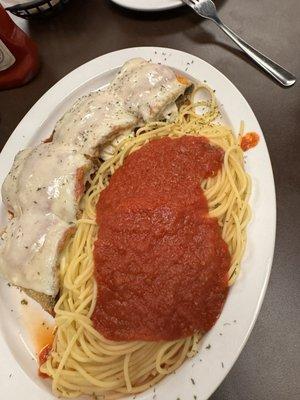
[93,136,231,341]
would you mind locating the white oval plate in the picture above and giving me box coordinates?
[110,0,183,12]
[0,47,276,400]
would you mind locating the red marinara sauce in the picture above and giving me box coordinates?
[240,132,260,152]
[93,136,231,341]
[0,5,39,90]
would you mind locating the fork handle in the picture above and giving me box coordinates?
[213,18,296,87]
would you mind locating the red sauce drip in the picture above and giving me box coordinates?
[21,309,54,378]
[38,344,52,378]
[93,136,231,341]
[241,132,259,151]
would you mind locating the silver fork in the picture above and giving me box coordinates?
[183,0,296,87]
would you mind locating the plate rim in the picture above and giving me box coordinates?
[0,46,276,400]
[109,0,183,12]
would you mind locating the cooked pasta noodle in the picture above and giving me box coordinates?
[41,85,251,398]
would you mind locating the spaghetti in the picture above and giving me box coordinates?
[41,85,252,398]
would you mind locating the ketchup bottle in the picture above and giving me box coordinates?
[0,5,39,90]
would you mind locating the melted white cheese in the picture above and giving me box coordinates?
[2,142,91,222]
[53,58,190,156]
[112,58,188,122]
[1,148,32,215]
[0,211,72,296]
[53,91,138,156]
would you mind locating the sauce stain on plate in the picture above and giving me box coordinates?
[241,132,260,151]
[20,303,55,357]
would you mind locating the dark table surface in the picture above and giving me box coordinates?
[0,0,299,399]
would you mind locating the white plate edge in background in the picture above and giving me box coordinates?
[110,0,183,12]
